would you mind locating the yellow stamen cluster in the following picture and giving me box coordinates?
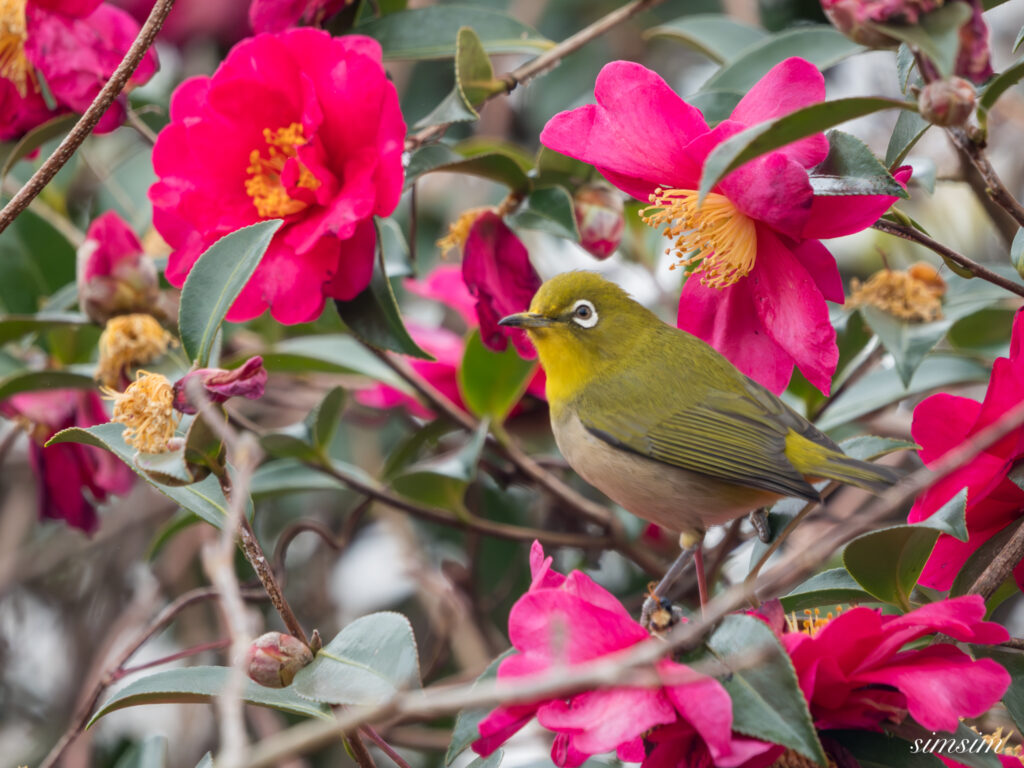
[103,371,179,454]
[245,123,322,218]
[642,188,758,289]
[785,606,844,638]
[0,0,33,97]
[96,313,173,388]
[847,262,946,323]
[436,207,492,258]
[971,726,1022,760]
[771,750,837,768]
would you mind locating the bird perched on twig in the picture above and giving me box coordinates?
[499,271,898,618]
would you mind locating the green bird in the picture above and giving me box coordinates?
[499,272,898,609]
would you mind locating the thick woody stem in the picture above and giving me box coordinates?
[947,127,1024,229]
[968,520,1024,599]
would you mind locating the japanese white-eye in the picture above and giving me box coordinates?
[499,272,897,544]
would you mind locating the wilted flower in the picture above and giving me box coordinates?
[0,389,133,532]
[847,262,946,322]
[246,631,313,687]
[918,77,977,126]
[437,207,493,258]
[573,184,624,260]
[95,313,173,388]
[0,0,158,140]
[77,211,161,324]
[105,371,179,453]
[248,0,353,33]
[171,357,267,414]
[149,29,405,324]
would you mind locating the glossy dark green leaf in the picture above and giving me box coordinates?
[828,730,944,768]
[356,6,552,59]
[0,209,76,314]
[707,615,826,765]
[47,423,246,529]
[259,432,320,462]
[0,113,78,183]
[335,238,433,360]
[447,650,514,765]
[980,58,1024,130]
[844,525,938,609]
[414,87,481,129]
[780,569,874,612]
[457,26,504,106]
[178,220,282,366]
[534,146,592,187]
[886,110,931,168]
[643,14,766,64]
[971,645,1024,734]
[88,666,331,726]
[408,151,530,193]
[0,369,94,401]
[872,2,973,78]
[506,186,579,241]
[134,446,202,487]
[405,144,463,188]
[306,387,346,450]
[112,734,168,768]
[700,98,915,200]
[0,312,91,345]
[292,612,421,705]
[392,421,488,512]
[700,26,862,93]
[810,131,905,197]
[457,330,537,423]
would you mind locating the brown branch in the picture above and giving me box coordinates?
[115,639,232,678]
[873,218,1024,299]
[345,730,378,768]
[0,0,175,235]
[968,520,1024,599]
[360,726,412,768]
[947,127,1024,229]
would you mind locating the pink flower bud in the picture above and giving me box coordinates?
[954,0,993,84]
[820,0,941,48]
[918,77,976,126]
[171,357,267,414]
[573,184,624,260]
[245,632,313,688]
[77,212,161,324]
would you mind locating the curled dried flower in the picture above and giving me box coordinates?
[104,371,179,454]
[172,357,267,414]
[847,263,946,323]
[96,314,174,388]
[436,207,493,258]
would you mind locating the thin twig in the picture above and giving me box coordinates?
[115,639,232,678]
[345,730,378,768]
[360,726,412,768]
[873,218,1024,299]
[947,127,1024,229]
[0,0,175,235]
[968,520,1024,598]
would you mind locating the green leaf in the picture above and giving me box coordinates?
[254,334,409,389]
[643,14,766,64]
[457,330,537,424]
[838,435,918,462]
[815,354,990,432]
[707,615,826,765]
[88,666,331,726]
[356,6,552,59]
[335,232,433,360]
[392,421,488,512]
[178,220,282,366]
[0,113,78,184]
[306,386,346,450]
[0,369,94,401]
[700,26,862,93]
[112,734,168,768]
[971,645,1024,735]
[686,90,744,126]
[406,150,530,193]
[0,312,91,345]
[466,752,503,768]
[1013,228,1024,280]
[134,446,203,487]
[534,146,592,187]
[897,44,918,93]
[415,88,481,129]
[780,569,875,612]
[1015,23,1024,53]
[182,412,226,481]
[916,487,969,541]
[47,423,245,529]
[700,98,915,200]
[810,130,906,197]
[457,26,504,106]
[886,110,931,168]
[506,186,579,241]
[872,2,974,78]
[828,730,944,768]
[981,58,1024,130]
[292,612,421,705]
[146,510,201,561]
[447,651,513,765]
[251,459,360,498]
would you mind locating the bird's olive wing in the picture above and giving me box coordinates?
[581,388,821,502]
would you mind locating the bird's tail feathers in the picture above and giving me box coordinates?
[806,452,901,493]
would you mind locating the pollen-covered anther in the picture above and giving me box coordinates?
[641,188,758,289]
[245,122,322,219]
[436,207,493,258]
[847,263,946,323]
[0,0,33,97]
[785,606,844,638]
[103,371,180,454]
[95,313,174,388]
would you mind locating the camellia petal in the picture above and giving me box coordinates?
[802,166,912,240]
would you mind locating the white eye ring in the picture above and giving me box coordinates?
[570,299,598,328]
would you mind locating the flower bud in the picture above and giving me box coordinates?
[820,0,941,48]
[77,212,161,325]
[918,77,976,127]
[246,632,313,688]
[171,356,268,414]
[573,184,624,260]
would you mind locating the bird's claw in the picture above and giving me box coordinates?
[749,508,771,543]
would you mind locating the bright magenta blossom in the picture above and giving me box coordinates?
[356,266,544,418]
[909,310,1024,591]
[77,210,160,324]
[472,543,770,768]
[248,0,350,33]
[149,29,405,324]
[0,0,158,140]
[764,596,1008,732]
[541,58,910,394]
[0,389,133,532]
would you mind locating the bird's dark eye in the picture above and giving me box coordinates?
[575,305,592,319]
[570,299,599,328]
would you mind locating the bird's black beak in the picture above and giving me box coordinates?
[498,312,553,329]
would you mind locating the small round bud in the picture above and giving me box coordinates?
[573,184,624,260]
[246,632,313,688]
[918,77,976,127]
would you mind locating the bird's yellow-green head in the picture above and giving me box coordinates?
[499,272,661,405]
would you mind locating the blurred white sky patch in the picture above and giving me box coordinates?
[329,521,417,624]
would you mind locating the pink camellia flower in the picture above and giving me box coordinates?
[171,356,268,414]
[249,0,352,33]
[762,596,1008,732]
[0,0,158,140]
[472,542,779,768]
[462,211,541,360]
[356,265,545,418]
[0,389,134,532]
[113,0,250,47]
[77,210,160,324]
[149,29,405,324]
[541,58,911,395]
[909,310,1024,591]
